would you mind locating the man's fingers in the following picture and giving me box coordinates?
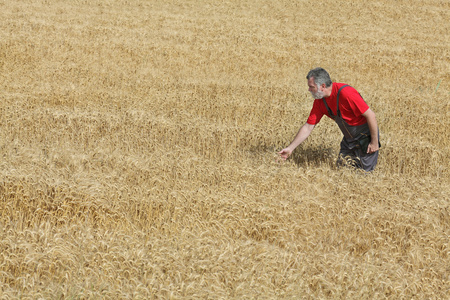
[278,149,292,161]
[367,145,379,154]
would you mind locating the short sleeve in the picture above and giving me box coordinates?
[306,100,325,125]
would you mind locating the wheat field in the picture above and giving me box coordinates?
[0,0,449,299]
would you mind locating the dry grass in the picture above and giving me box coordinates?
[0,0,449,298]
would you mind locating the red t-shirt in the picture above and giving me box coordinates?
[306,83,369,126]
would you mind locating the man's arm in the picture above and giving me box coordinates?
[361,108,379,153]
[278,123,315,160]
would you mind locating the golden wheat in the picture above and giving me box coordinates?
[0,0,448,298]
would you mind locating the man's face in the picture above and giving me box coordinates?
[308,77,324,99]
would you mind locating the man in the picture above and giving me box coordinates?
[278,67,380,171]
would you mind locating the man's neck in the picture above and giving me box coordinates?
[323,83,333,98]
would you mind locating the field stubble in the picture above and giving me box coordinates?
[0,0,449,298]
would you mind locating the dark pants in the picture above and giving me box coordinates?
[337,138,379,172]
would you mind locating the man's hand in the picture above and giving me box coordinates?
[277,123,315,162]
[362,109,379,154]
[278,148,293,160]
[367,142,379,154]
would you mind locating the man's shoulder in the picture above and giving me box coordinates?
[335,83,360,97]
[335,82,353,91]
[336,83,367,106]
[330,82,348,94]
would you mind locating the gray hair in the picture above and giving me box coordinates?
[306,67,332,87]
